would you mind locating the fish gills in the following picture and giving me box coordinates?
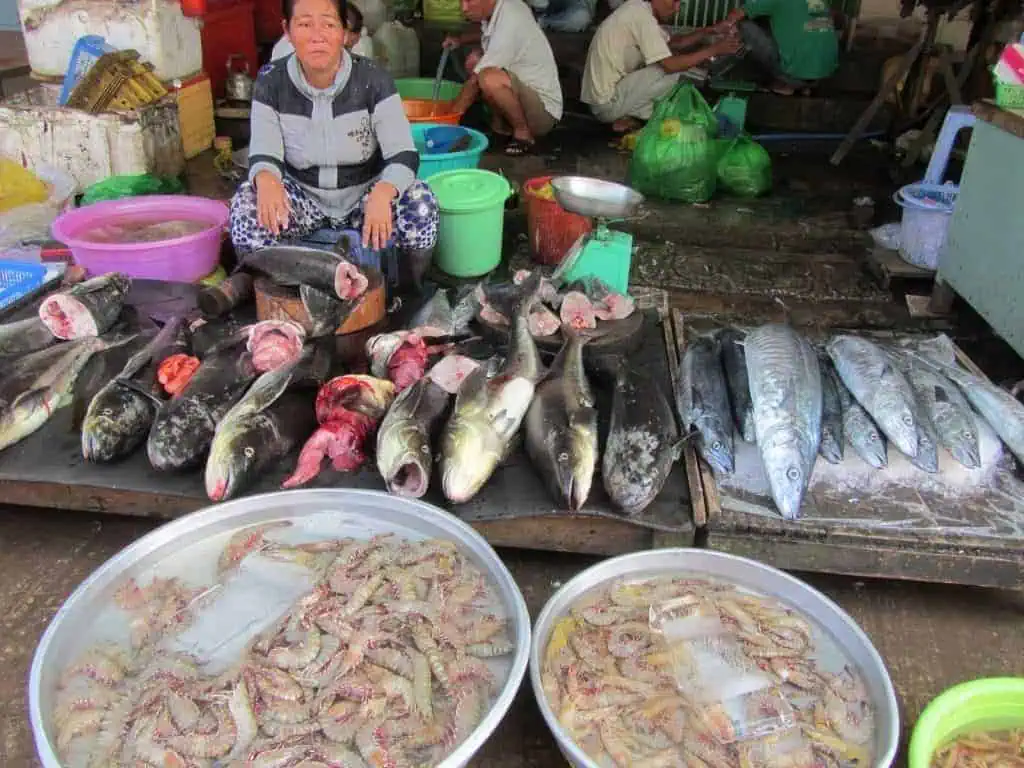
[745,325,822,520]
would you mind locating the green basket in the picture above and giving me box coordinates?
[993,77,1024,109]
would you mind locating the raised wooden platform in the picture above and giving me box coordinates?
[676,313,1024,589]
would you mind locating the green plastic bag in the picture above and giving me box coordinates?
[716,136,772,198]
[80,174,185,206]
[628,84,718,203]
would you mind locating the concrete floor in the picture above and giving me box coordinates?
[2,504,1022,766]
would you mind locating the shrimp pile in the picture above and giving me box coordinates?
[52,525,513,767]
[932,729,1024,768]
[541,576,875,768]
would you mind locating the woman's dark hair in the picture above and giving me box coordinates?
[283,0,351,26]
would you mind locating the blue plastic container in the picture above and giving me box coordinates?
[59,35,116,106]
[411,123,489,180]
[0,260,47,310]
[424,126,470,154]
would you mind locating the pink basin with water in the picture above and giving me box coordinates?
[52,195,230,282]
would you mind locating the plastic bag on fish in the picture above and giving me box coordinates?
[869,223,901,250]
[649,594,795,744]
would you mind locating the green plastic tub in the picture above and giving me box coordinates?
[909,677,1024,768]
[395,78,462,103]
[411,123,489,179]
[430,169,511,278]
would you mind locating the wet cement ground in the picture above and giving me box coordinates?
[2,504,1022,766]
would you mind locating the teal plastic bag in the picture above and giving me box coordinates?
[716,136,772,198]
[628,84,718,203]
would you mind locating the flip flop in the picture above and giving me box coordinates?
[504,139,535,156]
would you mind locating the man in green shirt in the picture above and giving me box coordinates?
[726,0,838,94]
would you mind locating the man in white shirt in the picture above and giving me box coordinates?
[582,0,740,133]
[445,0,563,155]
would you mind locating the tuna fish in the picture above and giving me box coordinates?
[440,273,545,503]
[718,328,755,443]
[677,335,734,474]
[559,292,597,332]
[0,334,137,452]
[38,273,130,340]
[745,324,822,520]
[827,334,918,459]
[147,340,260,471]
[525,333,598,511]
[835,374,888,469]
[818,355,844,465]
[82,317,187,462]
[205,350,320,501]
[602,361,680,516]
[241,246,368,301]
[375,375,453,498]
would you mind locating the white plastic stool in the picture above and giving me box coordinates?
[923,105,977,185]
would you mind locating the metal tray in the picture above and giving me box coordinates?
[529,548,900,768]
[30,489,531,768]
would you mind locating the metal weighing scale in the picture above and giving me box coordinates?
[549,176,645,295]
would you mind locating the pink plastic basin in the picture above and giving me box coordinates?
[52,195,230,283]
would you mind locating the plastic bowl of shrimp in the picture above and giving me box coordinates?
[30,489,530,768]
[909,677,1024,768]
[529,548,900,768]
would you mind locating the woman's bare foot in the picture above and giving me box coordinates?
[611,117,643,134]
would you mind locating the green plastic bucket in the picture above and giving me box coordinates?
[429,169,510,278]
[909,678,1024,768]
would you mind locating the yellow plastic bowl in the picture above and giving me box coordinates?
[908,677,1024,768]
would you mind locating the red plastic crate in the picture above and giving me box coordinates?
[254,0,285,43]
[200,0,259,99]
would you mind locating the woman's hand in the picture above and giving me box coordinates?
[363,182,397,250]
[254,171,291,235]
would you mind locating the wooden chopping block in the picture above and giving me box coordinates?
[253,270,386,334]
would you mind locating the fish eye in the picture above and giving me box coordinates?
[902,414,913,425]
[421,445,430,454]
[558,452,569,462]
[786,467,801,481]
[102,408,113,417]
[869,433,879,442]
[244,446,255,458]
[712,440,723,451]
[963,430,974,440]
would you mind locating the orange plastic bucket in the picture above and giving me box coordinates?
[523,175,593,266]
[402,98,463,125]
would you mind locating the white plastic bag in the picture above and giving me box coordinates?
[373,21,420,79]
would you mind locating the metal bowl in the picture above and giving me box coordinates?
[550,176,644,219]
[529,549,899,768]
[30,489,531,768]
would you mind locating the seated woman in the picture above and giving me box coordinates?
[230,0,438,290]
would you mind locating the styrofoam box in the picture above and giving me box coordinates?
[0,84,186,190]
[18,0,202,82]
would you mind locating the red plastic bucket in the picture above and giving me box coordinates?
[523,175,592,266]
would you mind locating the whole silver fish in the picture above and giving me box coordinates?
[677,335,734,473]
[603,363,680,516]
[835,374,887,469]
[719,328,756,443]
[910,352,1024,466]
[745,324,822,520]
[440,273,544,503]
[827,335,918,458]
[818,355,844,465]
[901,361,980,469]
[0,334,137,452]
[908,406,939,473]
[524,333,598,511]
[376,375,451,498]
